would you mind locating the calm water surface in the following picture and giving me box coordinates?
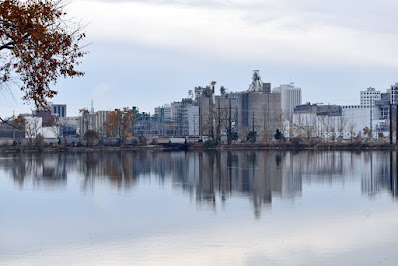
[1,151,398,265]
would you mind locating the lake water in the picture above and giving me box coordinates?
[1,150,398,265]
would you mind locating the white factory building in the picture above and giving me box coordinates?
[341,105,386,138]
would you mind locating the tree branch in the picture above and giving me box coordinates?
[0,40,15,50]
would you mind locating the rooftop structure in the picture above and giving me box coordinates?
[294,103,342,116]
[360,87,381,108]
[248,70,271,93]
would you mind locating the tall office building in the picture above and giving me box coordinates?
[273,83,302,118]
[94,111,111,137]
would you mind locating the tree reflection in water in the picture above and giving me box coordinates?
[1,151,398,217]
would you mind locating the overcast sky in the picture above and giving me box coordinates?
[2,0,398,117]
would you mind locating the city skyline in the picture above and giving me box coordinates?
[1,0,398,117]
[3,75,397,119]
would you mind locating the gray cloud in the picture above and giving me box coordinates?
[77,0,398,35]
[9,0,393,117]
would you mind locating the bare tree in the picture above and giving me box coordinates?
[337,115,348,142]
[329,119,337,142]
[259,127,267,143]
[25,117,41,146]
[363,126,373,140]
[240,127,249,143]
[201,113,214,139]
[317,115,326,140]
[261,104,275,141]
[348,122,356,141]
[302,125,314,141]
[8,114,25,146]
[293,113,315,141]
[276,111,289,139]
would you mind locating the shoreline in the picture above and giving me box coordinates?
[1,142,398,153]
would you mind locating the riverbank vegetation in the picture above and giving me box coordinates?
[0,138,397,153]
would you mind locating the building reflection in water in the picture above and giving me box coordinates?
[1,150,398,217]
[0,153,68,189]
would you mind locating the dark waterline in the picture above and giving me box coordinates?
[1,151,398,265]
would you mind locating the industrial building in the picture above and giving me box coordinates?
[152,99,200,137]
[175,99,199,136]
[292,103,344,140]
[154,104,172,122]
[291,85,392,140]
[78,109,112,137]
[341,87,392,138]
[198,84,238,140]
[236,91,281,140]
[235,71,282,140]
[342,106,385,137]
[196,71,283,142]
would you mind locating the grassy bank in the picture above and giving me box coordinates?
[0,145,164,153]
[191,140,398,151]
[1,140,398,153]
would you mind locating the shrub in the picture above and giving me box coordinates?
[204,139,218,148]
[289,138,301,147]
[247,131,257,143]
[35,133,45,149]
[137,136,147,145]
[83,130,99,146]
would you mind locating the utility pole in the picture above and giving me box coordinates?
[390,103,393,145]
[396,104,398,144]
[149,112,151,137]
[218,98,221,142]
[210,92,214,140]
[198,97,202,138]
[267,93,270,139]
[370,96,373,138]
[252,112,255,133]
[228,98,232,145]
